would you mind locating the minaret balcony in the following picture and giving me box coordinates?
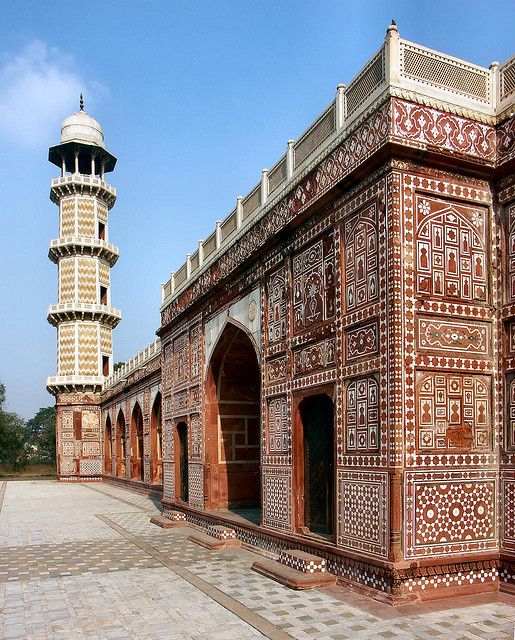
[49,236,119,266]
[46,375,104,396]
[47,302,121,327]
[50,174,117,208]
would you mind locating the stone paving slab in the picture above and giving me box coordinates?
[0,481,513,640]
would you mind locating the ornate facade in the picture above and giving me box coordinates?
[48,25,515,603]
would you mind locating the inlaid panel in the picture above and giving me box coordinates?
[266,267,287,345]
[345,376,380,452]
[416,372,491,452]
[343,202,379,311]
[292,232,335,333]
[415,195,488,302]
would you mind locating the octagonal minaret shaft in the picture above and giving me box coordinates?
[46,98,120,480]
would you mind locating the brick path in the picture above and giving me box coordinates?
[0,481,513,639]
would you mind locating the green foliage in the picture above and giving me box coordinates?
[113,361,125,372]
[0,382,56,471]
[0,405,29,472]
[26,406,56,464]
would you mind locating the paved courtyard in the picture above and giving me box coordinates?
[0,481,513,640]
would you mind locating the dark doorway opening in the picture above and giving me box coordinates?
[299,394,334,536]
[176,421,189,502]
[104,416,112,474]
[131,403,144,481]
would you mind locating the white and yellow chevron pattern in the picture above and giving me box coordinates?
[58,258,75,303]
[78,324,99,376]
[100,325,112,354]
[60,198,75,236]
[58,323,75,375]
[98,260,110,286]
[97,202,108,223]
[77,257,97,303]
[77,197,95,236]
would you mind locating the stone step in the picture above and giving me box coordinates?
[188,530,241,550]
[252,557,337,590]
[207,525,237,541]
[150,511,187,529]
[279,549,327,574]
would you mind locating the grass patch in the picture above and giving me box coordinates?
[0,464,56,479]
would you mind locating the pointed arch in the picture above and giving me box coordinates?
[115,409,126,477]
[130,402,144,481]
[104,414,112,475]
[204,320,261,513]
[150,392,163,484]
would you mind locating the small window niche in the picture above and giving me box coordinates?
[98,222,106,240]
[102,355,110,377]
[100,286,108,305]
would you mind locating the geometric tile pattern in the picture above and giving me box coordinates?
[262,467,292,531]
[77,257,97,303]
[78,324,99,376]
[58,323,75,375]
[416,372,491,452]
[58,258,75,303]
[405,471,497,557]
[60,197,75,236]
[337,470,388,558]
[77,197,95,236]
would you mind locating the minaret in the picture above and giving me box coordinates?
[46,97,120,481]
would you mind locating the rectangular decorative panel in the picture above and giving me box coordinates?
[97,202,108,223]
[77,324,99,376]
[501,473,515,551]
[188,463,204,508]
[77,197,95,236]
[262,466,292,531]
[292,232,335,333]
[345,375,380,451]
[416,316,491,357]
[293,338,336,376]
[98,260,110,286]
[266,396,289,454]
[58,258,75,303]
[173,332,189,385]
[415,195,488,302]
[345,320,379,362]
[58,323,75,375]
[416,372,491,452]
[77,257,97,303]
[99,326,112,355]
[337,470,388,558]
[266,267,287,345]
[60,198,75,236]
[266,356,286,383]
[343,203,379,311]
[405,470,497,558]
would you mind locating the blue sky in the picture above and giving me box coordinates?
[1,0,514,419]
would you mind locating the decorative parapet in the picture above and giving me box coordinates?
[46,374,104,395]
[50,174,117,208]
[103,338,161,391]
[161,24,515,312]
[47,302,121,327]
[48,236,119,266]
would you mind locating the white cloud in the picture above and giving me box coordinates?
[0,41,103,149]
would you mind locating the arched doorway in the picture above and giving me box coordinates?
[175,421,189,502]
[131,403,144,481]
[298,394,334,536]
[104,415,112,475]
[205,321,261,514]
[150,393,163,484]
[115,410,126,477]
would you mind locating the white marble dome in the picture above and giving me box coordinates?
[60,109,105,148]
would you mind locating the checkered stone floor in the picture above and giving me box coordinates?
[0,481,513,640]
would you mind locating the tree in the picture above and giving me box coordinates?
[0,384,29,471]
[113,361,125,372]
[26,406,56,464]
